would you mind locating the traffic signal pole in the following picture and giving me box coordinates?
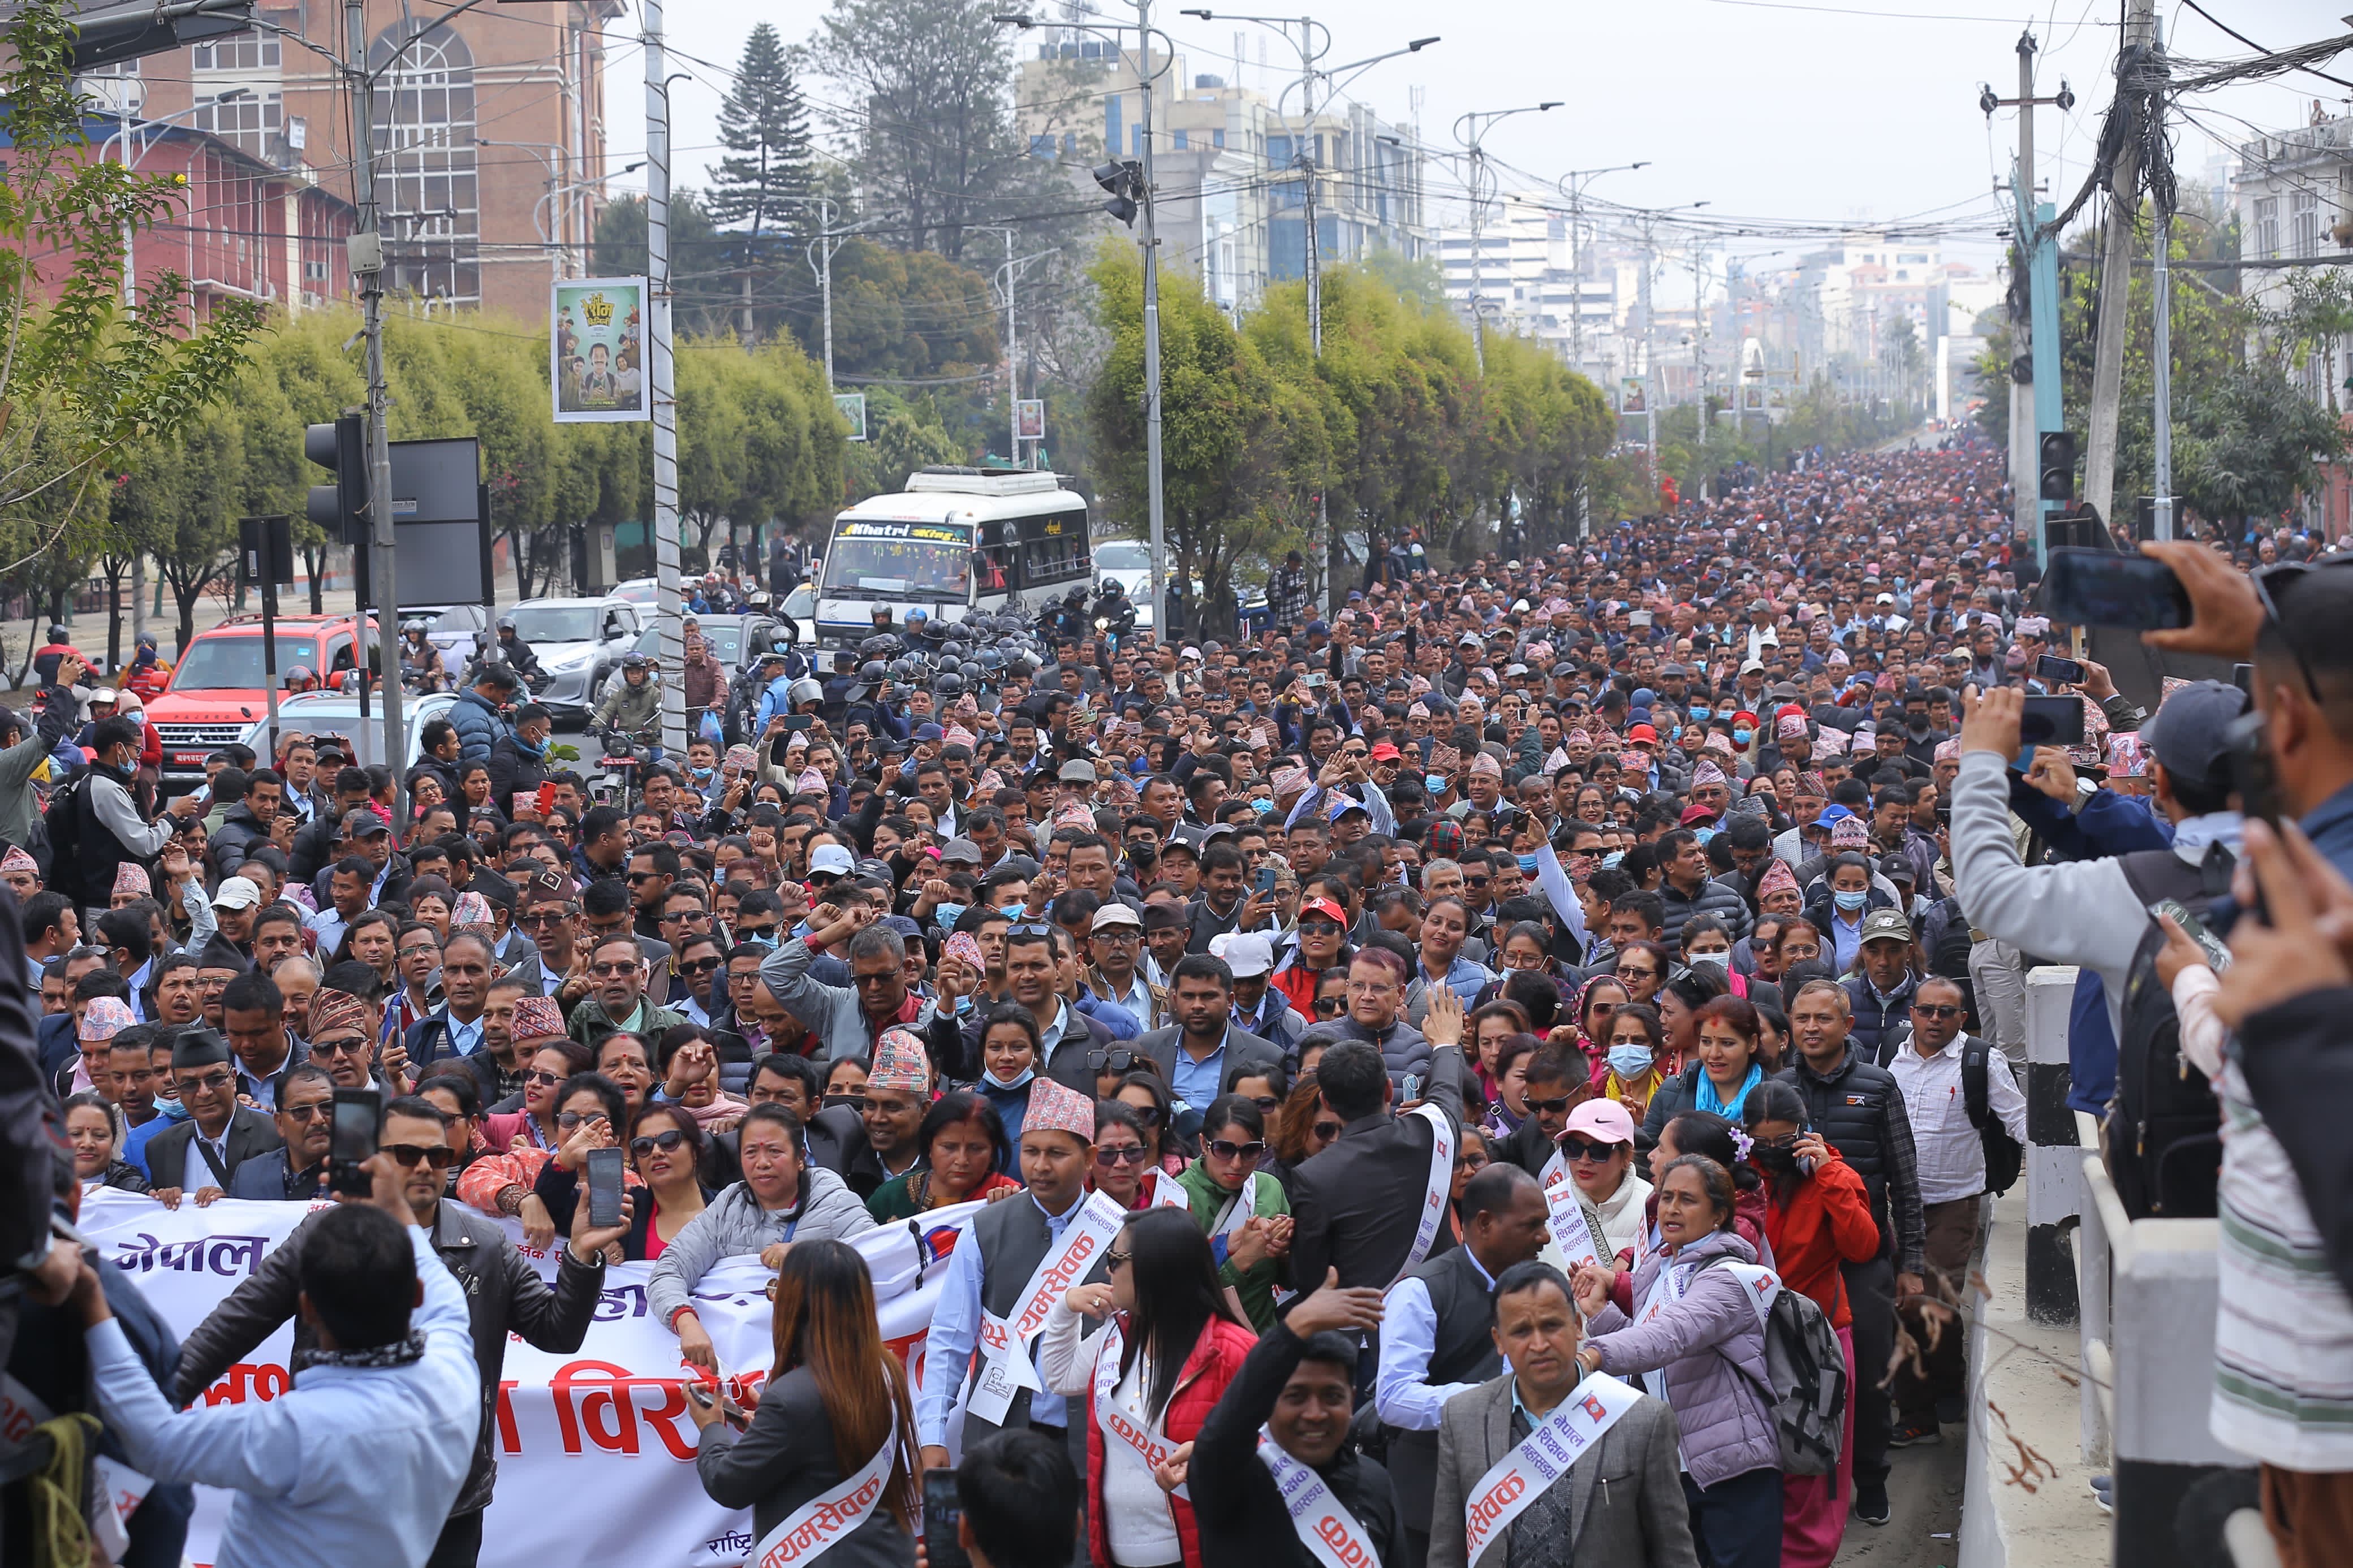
[346,0,402,814]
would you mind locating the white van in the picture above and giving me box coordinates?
[812,468,1091,649]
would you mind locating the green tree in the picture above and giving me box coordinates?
[593,193,734,338]
[708,23,817,348]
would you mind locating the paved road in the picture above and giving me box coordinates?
[1838,1433,1966,1567]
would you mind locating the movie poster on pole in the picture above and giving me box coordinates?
[551,277,649,424]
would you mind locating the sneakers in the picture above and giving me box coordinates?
[1855,1481,1891,1526]
[1888,1419,1943,1448]
[2091,1474,2113,1515]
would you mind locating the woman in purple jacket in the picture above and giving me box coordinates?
[1573,1153,1783,1568]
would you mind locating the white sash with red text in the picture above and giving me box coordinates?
[1258,1429,1382,1568]
[1543,1180,1610,1277]
[1460,1373,1645,1568]
[967,1190,1127,1426]
[1537,1148,1566,1192]
[1142,1170,1191,1210]
[1390,1102,1456,1286]
[752,1413,900,1566]
[1214,1171,1268,1241]
[1631,1254,1782,1402]
[1091,1318,1189,1499]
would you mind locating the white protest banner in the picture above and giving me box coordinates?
[78,1189,980,1568]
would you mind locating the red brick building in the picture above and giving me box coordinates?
[79,0,623,319]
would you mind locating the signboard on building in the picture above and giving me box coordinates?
[1015,399,1046,442]
[551,277,648,424]
[835,392,869,442]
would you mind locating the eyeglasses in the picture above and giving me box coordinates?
[734,922,779,940]
[679,957,723,976]
[1248,1095,1281,1112]
[1096,1146,1150,1167]
[1087,1049,1144,1073]
[1911,1003,1962,1019]
[523,1069,566,1087]
[631,1129,687,1157]
[1104,1247,1133,1271]
[1525,1094,1578,1116]
[1296,919,1344,937]
[1558,1137,1625,1162]
[384,1143,456,1169]
[557,1111,608,1130]
[1311,1119,1343,1141]
[589,961,640,977]
[181,1072,235,1094]
[1312,996,1347,1016]
[312,1036,370,1058]
[280,1102,332,1124]
[1207,1138,1266,1161]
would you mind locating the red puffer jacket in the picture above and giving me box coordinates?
[1085,1316,1259,1568]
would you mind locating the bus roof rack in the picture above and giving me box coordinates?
[903,468,1066,497]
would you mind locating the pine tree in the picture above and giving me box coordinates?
[707,23,816,347]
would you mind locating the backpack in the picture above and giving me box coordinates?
[2111,846,2229,1219]
[38,774,85,902]
[1696,1254,1848,1480]
[1962,1036,2024,1194]
[1925,895,1974,980]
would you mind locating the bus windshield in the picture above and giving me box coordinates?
[823,520,973,599]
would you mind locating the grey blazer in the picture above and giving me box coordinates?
[1131,1022,1286,1095]
[1427,1373,1699,1568]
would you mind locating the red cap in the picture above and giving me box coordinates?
[1369,741,1403,762]
[1299,897,1350,926]
[1679,804,1717,826]
[1627,723,1658,744]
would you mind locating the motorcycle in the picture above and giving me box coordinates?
[591,728,663,810]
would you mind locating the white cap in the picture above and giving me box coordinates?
[808,844,856,877]
[212,876,262,910]
[1211,931,1275,978]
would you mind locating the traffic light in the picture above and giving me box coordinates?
[2037,430,2075,502]
[1092,159,1142,227]
[305,415,366,545]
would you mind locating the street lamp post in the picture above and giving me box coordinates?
[1452,101,1559,374]
[1555,159,1646,378]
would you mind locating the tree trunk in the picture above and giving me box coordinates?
[510,525,530,603]
[303,542,327,614]
[104,559,124,673]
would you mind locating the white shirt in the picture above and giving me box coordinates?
[87,1223,479,1568]
[305,906,354,956]
[1375,1249,1499,1433]
[180,1127,233,1192]
[1887,1034,2027,1204]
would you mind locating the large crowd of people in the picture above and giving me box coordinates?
[1,434,2346,1568]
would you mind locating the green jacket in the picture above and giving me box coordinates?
[566,994,686,1053]
[1176,1156,1291,1331]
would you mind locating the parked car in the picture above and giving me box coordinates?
[146,614,378,789]
[233,691,460,777]
[506,597,641,723]
[407,603,490,665]
[612,577,660,609]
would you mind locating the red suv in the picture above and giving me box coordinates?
[146,614,377,788]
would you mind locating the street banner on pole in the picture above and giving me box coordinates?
[1620,378,1647,414]
[551,277,649,424]
[1015,399,1045,442]
[836,391,869,442]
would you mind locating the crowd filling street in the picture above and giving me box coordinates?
[5,437,2353,1568]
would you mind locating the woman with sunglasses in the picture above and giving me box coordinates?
[1037,1206,1257,1568]
[1266,1071,1339,1193]
[457,1072,644,1251]
[481,1039,592,1152]
[688,1240,921,1568]
[654,1103,877,1372]
[1113,1070,1188,1183]
[1174,1093,1293,1330]
[1612,939,1671,1008]
[1091,1100,1161,1210]
[1742,1079,1878,1568]
[529,1102,709,1262]
[865,1091,1021,1221]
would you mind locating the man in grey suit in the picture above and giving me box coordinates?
[1428,1261,1697,1568]
[1134,952,1285,1112]
[141,1027,282,1200]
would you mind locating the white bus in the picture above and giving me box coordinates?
[812,468,1092,647]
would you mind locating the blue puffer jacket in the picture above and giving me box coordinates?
[449,688,511,765]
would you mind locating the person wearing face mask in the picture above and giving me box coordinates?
[966,1003,1042,1155]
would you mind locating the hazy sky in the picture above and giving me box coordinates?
[621,0,2341,293]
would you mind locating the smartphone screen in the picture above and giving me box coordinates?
[2034,654,2085,684]
[922,1470,972,1568]
[331,1088,381,1164]
[2018,694,2087,748]
[2037,547,2191,632]
[586,1145,626,1229]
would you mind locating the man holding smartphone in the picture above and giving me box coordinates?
[173,1094,623,1568]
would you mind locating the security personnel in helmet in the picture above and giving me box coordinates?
[1091,576,1136,641]
[843,659,907,741]
[594,653,663,751]
[494,615,542,684]
[817,649,860,726]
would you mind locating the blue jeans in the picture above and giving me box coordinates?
[1682,1465,1784,1568]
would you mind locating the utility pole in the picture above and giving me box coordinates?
[1138,0,1167,642]
[1455,102,1561,375]
[345,0,400,816]
[811,198,838,394]
[2148,18,2174,540]
[1985,31,2068,560]
[2083,0,2152,523]
[1641,219,1658,497]
[646,0,685,758]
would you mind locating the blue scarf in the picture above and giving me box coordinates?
[1694,1061,1762,1118]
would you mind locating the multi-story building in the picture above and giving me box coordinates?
[87,1,623,319]
[1014,36,1430,316]
[2235,110,2353,533]
[1435,191,1626,381]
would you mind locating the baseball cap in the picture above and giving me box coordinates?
[1369,741,1403,762]
[1091,902,1143,933]
[1298,897,1348,926]
[341,809,390,838]
[1058,759,1098,784]
[914,723,945,742]
[1859,908,1912,944]
[2142,679,2248,793]
[1214,932,1275,978]
[212,876,262,910]
[808,844,856,878]
[1563,1098,1637,1146]
[939,837,984,866]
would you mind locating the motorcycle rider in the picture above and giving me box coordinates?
[593,653,663,757]
[680,620,731,724]
[1043,587,1087,643]
[1091,576,1136,644]
[282,665,321,695]
[123,630,174,700]
[399,619,447,693]
[493,615,543,687]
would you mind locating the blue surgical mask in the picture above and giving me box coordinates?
[1251,798,1274,814]
[1834,889,1869,912]
[1608,1044,1655,1079]
[1733,728,1752,745]
[1425,774,1447,794]
[691,766,713,784]
[999,902,1027,917]
[934,902,967,930]
[1516,853,1539,874]
[1690,705,1709,720]
[982,1065,1035,1092]
[1601,851,1625,869]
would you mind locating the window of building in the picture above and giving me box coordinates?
[370,22,479,305]
[193,89,282,157]
[2292,190,2320,257]
[1172,129,1187,150]
[192,29,279,71]
[1029,134,1055,158]
[1212,128,1225,148]
[2255,196,2279,259]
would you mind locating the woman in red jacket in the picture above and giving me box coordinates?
[1746,1079,1882,1568]
[1039,1205,1258,1568]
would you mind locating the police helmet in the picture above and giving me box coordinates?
[934,672,966,697]
[938,641,966,662]
[787,677,824,707]
[857,660,889,684]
